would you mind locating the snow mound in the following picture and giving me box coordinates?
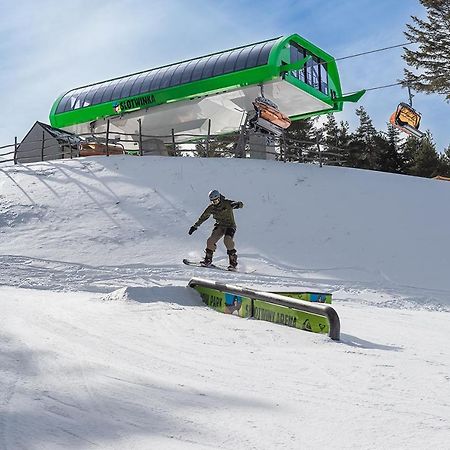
[102,285,202,306]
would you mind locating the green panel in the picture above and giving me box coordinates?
[193,285,329,335]
[251,299,329,334]
[50,65,276,129]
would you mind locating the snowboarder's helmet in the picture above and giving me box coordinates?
[208,190,221,202]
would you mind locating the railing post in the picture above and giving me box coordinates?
[316,133,322,168]
[106,120,110,156]
[206,119,211,157]
[41,131,45,161]
[171,128,176,155]
[14,136,18,165]
[138,119,143,156]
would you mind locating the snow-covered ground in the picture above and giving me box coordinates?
[1,156,449,449]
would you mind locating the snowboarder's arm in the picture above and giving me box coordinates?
[193,205,212,228]
[230,200,244,209]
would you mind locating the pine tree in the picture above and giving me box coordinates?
[399,135,420,173]
[409,133,441,177]
[352,106,378,169]
[402,0,450,100]
[438,146,450,176]
[373,126,403,173]
[322,114,340,165]
[336,121,352,166]
[194,132,239,157]
[283,118,316,162]
[321,115,354,166]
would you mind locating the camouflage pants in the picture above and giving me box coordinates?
[206,226,236,252]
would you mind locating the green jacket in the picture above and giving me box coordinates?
[194,196,243,229]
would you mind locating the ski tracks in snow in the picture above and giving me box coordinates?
[0,254,330,293]
[1,254,449,311]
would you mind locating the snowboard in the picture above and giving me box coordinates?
[182,258,237,272]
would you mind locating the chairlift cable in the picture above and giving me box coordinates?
[310,41,418,95]
[343,82,404,96]
[335,42,416,62]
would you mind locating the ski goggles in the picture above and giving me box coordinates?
[211,198,220,205]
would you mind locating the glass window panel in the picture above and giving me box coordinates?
[56,94,72,113]
[299,65,306,83]
[257,41,275,66]
[180,59,198,84]
[201,54,221,78]
[168,62,189,87]
[91,85,109,105]
[290,44,299,64]
[83,86,100,106]
[212,51,232,77]
[97,81,114,103]
[117,76,137,99]
[120,74,141,98]
[130,72,151,96]
[310,57,320,89]
[319,61,328,94]
[64,94,78,112]
[245,44,262,68]
[138,69,158,94]
[110,79,129,101]
[100,81,119,104]
[234,46,253,71]
[76,87,93,108]
[289,42,308,81]
[150,66,171,91]
[190,57,208,82]
[159,65,178,89]
[223,49,241,74]
[69,89,85,110]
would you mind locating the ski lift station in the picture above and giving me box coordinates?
[49,34,365,151]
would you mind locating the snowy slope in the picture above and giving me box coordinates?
[1,156,450,449]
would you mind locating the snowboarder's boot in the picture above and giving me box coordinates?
[227,249,238,270]
[202,249,214,266]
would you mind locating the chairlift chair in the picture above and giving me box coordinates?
[249,96,292,137]
[389,102,424,139]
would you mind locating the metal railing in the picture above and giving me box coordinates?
[188,277,341,340]
[1,118,349,166]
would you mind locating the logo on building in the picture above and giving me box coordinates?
[112,102,122,113]
[113,94,156,114]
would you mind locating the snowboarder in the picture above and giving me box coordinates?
[188,190,244,269]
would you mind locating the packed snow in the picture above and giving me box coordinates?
[1,155,449,449]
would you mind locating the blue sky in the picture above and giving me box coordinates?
[0,0,448,151]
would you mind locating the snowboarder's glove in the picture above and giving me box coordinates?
[188,226,197,235]
[232,201,244,209]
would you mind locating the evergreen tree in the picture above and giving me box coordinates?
[372,126,403,173]
[321,115,354,166]
[399,135,421,173]
[409,133,441,177]
[194,132,239,157]
[336,120,352,166]
[322,114,339,146]
[438,146,450,176]
[322,114,340,165]
[283,118,316,162]
[402,0,450,100]
[352,106,379,169]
